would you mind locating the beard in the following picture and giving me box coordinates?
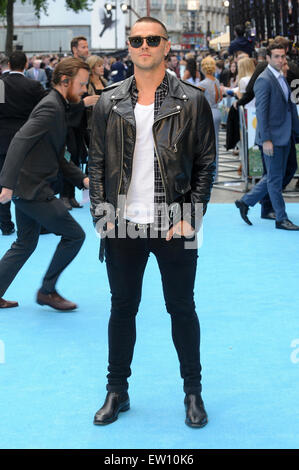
[66,85,81,103]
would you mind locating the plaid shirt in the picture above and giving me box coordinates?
[131,75,168,229]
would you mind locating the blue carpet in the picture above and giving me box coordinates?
[0,200,299,449]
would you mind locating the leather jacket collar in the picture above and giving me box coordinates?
[108,73,190,125]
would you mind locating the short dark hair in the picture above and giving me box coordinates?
[9,51,27,71]
[52,57,90,85]
[71,36,87,54]
[266,41,286,57]
[132,16,168,38]
[234,25,245,37]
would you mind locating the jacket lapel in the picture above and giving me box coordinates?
[266,66,288,103]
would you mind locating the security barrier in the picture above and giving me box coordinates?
[214,105,299,195]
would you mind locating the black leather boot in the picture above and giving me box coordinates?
[93,392,130,425]
[184,393,208,428]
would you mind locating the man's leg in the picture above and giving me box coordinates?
[29,197,85,294]
[9,198,85,296]
[263,144,290,223]
[151,236,201,395]
[260,140,297,217]
[152,235,207,427]
[105,235,149,392]
[0,202,40,298]
[93,234,149,425]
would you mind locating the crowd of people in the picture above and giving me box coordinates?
[0,18,299,428]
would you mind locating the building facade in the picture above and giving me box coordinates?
[128,0,229,48]
[0,0,229,53]
[228,0,298,43]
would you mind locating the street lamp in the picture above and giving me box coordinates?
[104,3,115,12]
[223,1,229,7]
[120,3,141,18]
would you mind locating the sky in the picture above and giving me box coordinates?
[39,0,92,26]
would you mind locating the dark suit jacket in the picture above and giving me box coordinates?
[0,72,47,154]
[254,66,299,147]
[0,89,86,201]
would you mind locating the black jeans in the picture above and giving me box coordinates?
[105,231,202,395]
[0,197,85,298]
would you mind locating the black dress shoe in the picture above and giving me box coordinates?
[261,211,276,220]
[276,219,299,231]
[94,392,130,425]
[1,224,15,236]
[69,197,83,208]
[0,298,19,308]
[36,290,77,311]
[184,393,208,428]
[235,200,252,225]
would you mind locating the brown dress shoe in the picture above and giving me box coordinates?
[0,298,19,308]
[36,290,77,311]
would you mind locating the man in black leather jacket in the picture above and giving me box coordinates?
[89,17,216,428]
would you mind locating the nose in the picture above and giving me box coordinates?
[141,38,148,47]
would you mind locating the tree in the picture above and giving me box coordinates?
[0,0,94,56]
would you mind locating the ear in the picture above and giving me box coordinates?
[165,40,171,56]
[61,75,70,86]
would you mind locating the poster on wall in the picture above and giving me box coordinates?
[247,107,263,177]
[91,0,126,50]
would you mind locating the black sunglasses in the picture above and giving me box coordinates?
[128,35,168,48]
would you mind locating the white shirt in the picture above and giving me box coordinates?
[125,102,155,224]
[268,64,289,101]
[8,71,24,75]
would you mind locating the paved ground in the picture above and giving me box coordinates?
[210,129,299,203]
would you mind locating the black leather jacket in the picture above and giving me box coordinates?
[89,73,216,228]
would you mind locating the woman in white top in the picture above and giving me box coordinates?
[237,57,256,108]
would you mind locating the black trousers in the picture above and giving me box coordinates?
[0,154,13,229]
[0,197,85,298]
[104,231,202,395]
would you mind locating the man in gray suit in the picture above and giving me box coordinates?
[235,40,299,230]
[25,59,48,89]
[0,58,90,310]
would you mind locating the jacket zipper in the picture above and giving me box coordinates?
[153,109,181,199]
[172,119,191,153]
[117,117,124,197]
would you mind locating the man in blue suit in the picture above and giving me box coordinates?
[235,41,299,230]
[25,59,48,89]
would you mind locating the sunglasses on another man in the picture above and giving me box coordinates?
[128,35,169,48]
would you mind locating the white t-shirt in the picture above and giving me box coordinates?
[239,75,255,108]
[125,102,155,223]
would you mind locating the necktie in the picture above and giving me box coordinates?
[278,74,289,101]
